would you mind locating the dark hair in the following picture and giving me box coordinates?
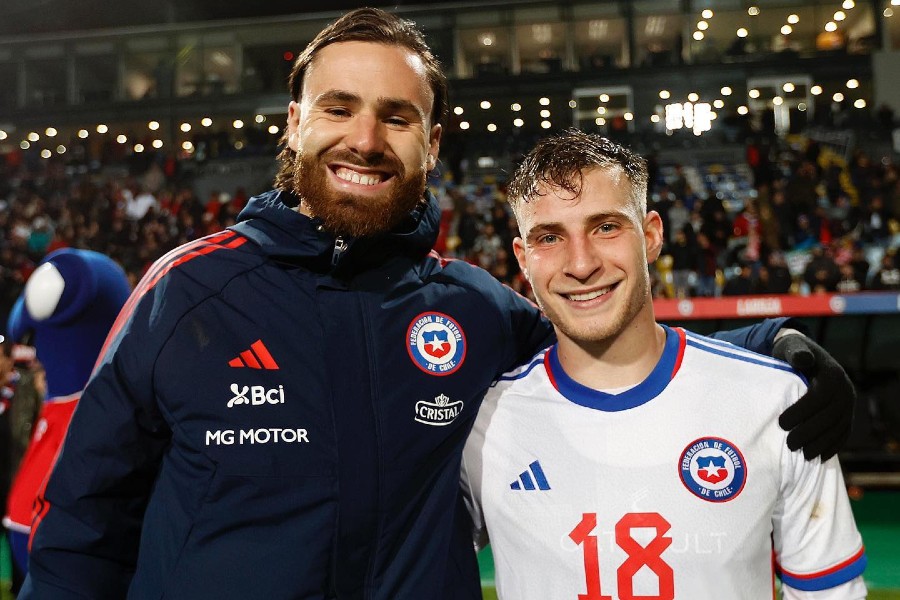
[507,128,649,217]
[274,7,448,191]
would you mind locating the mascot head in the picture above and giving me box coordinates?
[6,249,131,399]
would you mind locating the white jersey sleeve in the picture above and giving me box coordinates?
[460,408,488,552]
[775,446,867,598]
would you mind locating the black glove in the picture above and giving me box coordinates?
[774,334,855,461]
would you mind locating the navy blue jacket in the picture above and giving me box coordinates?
[23,191,787,599]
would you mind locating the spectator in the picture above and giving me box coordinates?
[123,185,158,221]
[669,228,698,298]
[668,197,691,243]
[836,263,863,293]
[766,251,794,294]
[694,232,720,297]
[472,221,504,270]
[870,252,900,290]
[456,202,481,256]
[803,246,841,292]
[862,195,891,243]
[850,246,871,287]
[723,263,754,296]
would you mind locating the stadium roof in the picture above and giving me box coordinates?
[0,0,456,35]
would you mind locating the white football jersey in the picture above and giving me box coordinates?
[462,326,866,600]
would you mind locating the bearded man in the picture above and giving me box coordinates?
[24,8,855,600]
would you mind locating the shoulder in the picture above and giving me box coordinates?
[142,229,263,296]
[481,348,550,405]
[681,328,806,389]
[424,251,536,309]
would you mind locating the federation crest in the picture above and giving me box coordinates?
[679,437,747,503]
[406,312,467,376]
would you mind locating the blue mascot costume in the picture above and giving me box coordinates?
[4,249,131,575]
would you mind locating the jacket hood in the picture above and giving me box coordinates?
[231,189,440,272]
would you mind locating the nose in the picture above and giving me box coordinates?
[564,236,602,282]
[346,113,386,162]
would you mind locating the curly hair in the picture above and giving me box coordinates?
[273,8,448,192]
[506,128,649,219]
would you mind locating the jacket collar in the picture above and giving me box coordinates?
[230,189,440,274]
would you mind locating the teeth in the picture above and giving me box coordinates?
[335,167,382,186]
[567,287,611,301]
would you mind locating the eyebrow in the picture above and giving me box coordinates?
[313,89,426,120]
[525,210,632,243]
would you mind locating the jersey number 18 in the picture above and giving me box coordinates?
[568,512,674,600]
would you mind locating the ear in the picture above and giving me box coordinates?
[512,236,529,280]
[644,210,664,263]
[287,100,301,152]
[428,123,442,166]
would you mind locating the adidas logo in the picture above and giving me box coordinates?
[510,460,551,491]
[228,340,280,370]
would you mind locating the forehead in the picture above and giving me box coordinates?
[519,167,631,223]
[304,41,433,108]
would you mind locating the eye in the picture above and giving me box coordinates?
[325,107,351,118]
[385,116,410,126]
[597,222,619,234]
[536,233,560,245]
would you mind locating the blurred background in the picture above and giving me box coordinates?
[0,0,898,596]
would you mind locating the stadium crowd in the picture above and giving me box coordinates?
[2,132,900,327]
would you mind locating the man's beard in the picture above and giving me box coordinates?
[292,149,426,238]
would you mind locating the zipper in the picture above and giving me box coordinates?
[331,236,348,266]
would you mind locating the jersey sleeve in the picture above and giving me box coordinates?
[24,274,174,598]
[461,384,502,552]
[774,423,867,598]
[707,317,794,355]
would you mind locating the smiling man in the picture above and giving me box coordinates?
[283,41,441,238]
[462,130,866,599]
[23,9,857,600]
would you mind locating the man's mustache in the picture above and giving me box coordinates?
[315,149,405,177]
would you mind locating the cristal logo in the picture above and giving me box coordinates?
[414,393,463,426]
[227,384,285,408]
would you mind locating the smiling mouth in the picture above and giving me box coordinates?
[564,284,617,302]
[332,166,389,186]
